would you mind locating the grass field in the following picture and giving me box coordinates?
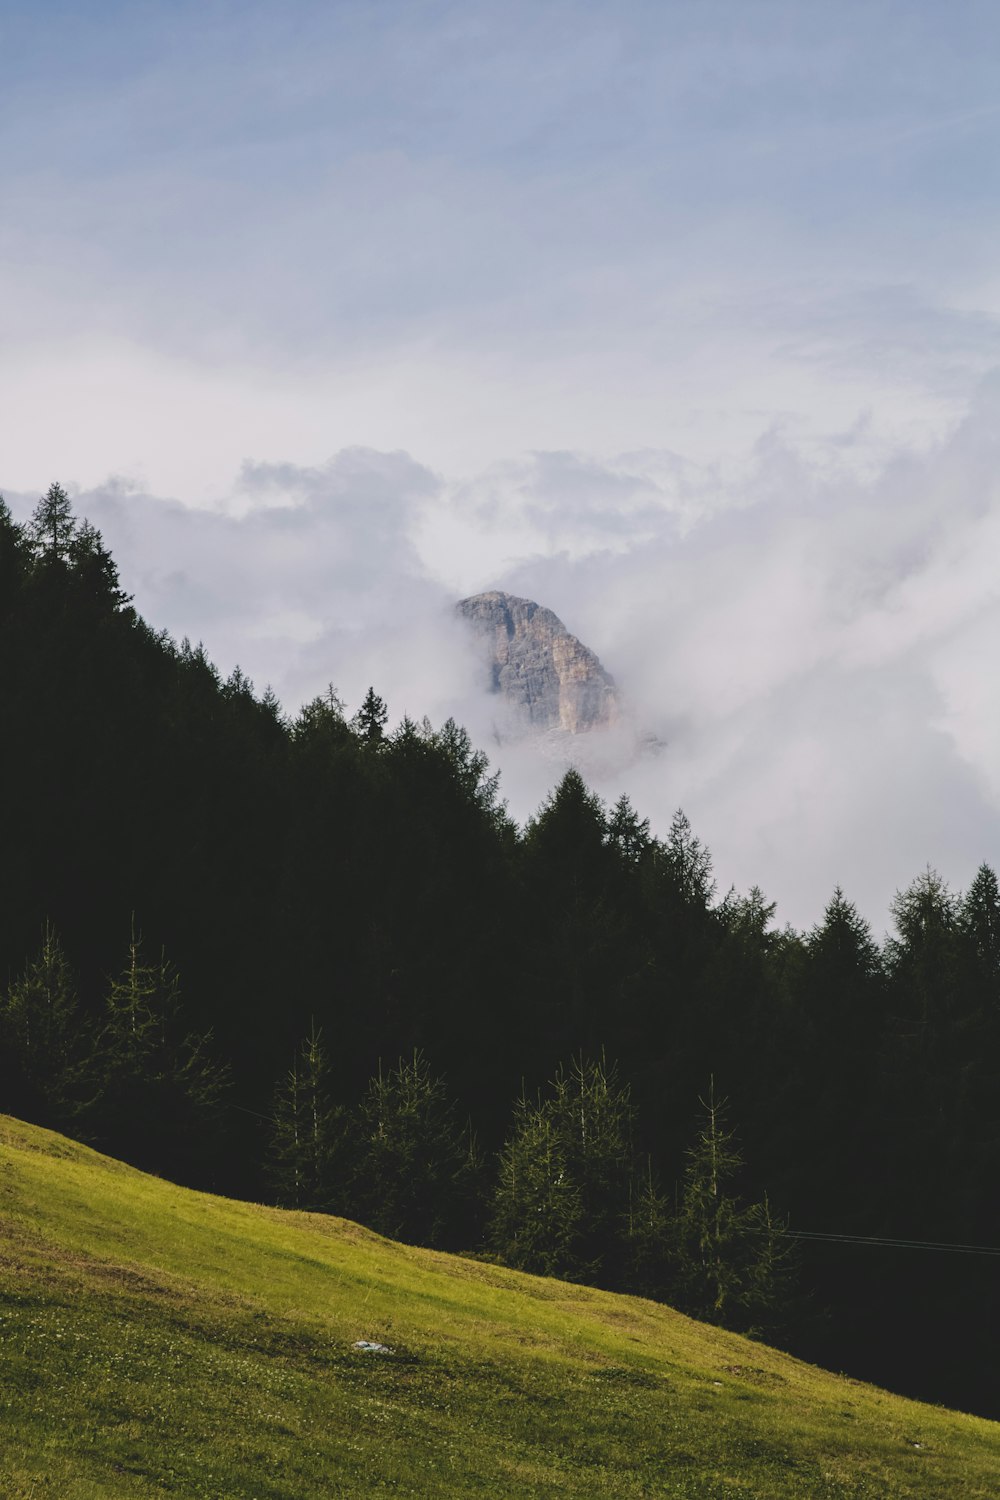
[1,1114,998,1498]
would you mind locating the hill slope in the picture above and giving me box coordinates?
[1,1116,997,1499]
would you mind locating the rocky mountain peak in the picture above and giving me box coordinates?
[456,590,618,735]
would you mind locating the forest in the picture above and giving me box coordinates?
[3,484,1000,1420]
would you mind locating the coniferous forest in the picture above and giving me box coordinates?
[4,486,1000,1419]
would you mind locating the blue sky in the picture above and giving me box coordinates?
[5,1,1000,404]
[4,1,1000,927]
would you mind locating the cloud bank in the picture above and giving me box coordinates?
[8,380,1000,934]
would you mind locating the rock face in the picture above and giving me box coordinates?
[456,591,618,734]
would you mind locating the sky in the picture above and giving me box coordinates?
[4,0,1000,932]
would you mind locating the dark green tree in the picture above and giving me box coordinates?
[0,496,27,603]
[490,1055,638,1285]
[669,1083,792,1337]
[294,685,348,744]
[95,927,229,1182]
[663,808,715,907]
[353,1051,477,1248]
[607,794,651,865]
[887,868,961,1045]
[785,887,887,1225]
[351,686,389,747]
[623,1158,673,1300]
[959,864,1000,991]
[0,924,91,1128]
[491,1092,583,1277]
[29,481,76,562]
[266,1023,349,1211]
[68,519,132,611]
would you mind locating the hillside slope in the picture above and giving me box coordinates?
[1,1116,997,1499]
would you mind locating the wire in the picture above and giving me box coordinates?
[780,1228,1000,1258]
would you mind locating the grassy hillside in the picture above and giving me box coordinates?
[1,1116,997,1498]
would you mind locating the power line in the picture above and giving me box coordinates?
[781,1228,1000,1258]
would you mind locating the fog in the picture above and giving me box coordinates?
[8,378,1000,934]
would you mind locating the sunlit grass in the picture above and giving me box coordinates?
[1,1114,997,1497]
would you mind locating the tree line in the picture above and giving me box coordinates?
[3,484,1000,1416]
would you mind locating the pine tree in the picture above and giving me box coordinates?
[29,482,76,562]
[351,686,389,747]
[491,1093,583,1276]
[294,685,347,742]
[0,495,27,603]
[266,1023,348,1211]
[354,1052,473,1247]
[490,1055,639,1284]
[887,867,960,1045]
[959,864,1000,989]
[669,1083,792,1336]
[607,795,651,865]
[624,1158,672,1299]
[664,808,715,907]
[0,924,91,1128]
[96,926,229,1181]
[790,887,887,1226]
[68,519,132,610]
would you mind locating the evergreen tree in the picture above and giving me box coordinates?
[887,868,961,1044]
[787,887,887,1225]
[351,686,389,747]
[95,926,229,1182]
[624,1158,673,1299]
[294,685,349,745]
[354,1051,476,1248]
[266,1023,349,1211]
[490,1055,638,1285]
[607,795,651,865]
[29,481,76,562]
[0,496,27,604]
[959,864,1000,990]
[426,717,506,832]
[491,1092,583,1277]
[669,1083,792,1337]
[664,808,715,907]
[521,773,623,1055]
[68,519,132,611]
[524,769,607,873]
[0,924,91,1128]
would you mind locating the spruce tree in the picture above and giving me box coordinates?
[351,686,388,747]
[664,808,715,906]
[29,481,76,562]
[266,1023,348,1211]
[607,795,651,865]
[354,1051,473,1248]
[0,924,91,1128]
[96,926,229,1181]
[491,1093,583,1277]
[0,496,27,603]
[668,1083,792,1337]
[490,1055,639,1285]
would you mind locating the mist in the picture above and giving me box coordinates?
[8,377,1000,934]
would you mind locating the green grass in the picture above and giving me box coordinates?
[1,1116,997,1498]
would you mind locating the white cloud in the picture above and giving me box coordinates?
[9,378,1000,933]
[7,1,1000,932]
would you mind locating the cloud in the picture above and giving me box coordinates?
[7,4,1000,931]
[496,384,1000,931]
[9,378,1000,934]
[5,1,1000,505]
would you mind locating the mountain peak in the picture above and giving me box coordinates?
[456,590,618,735]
